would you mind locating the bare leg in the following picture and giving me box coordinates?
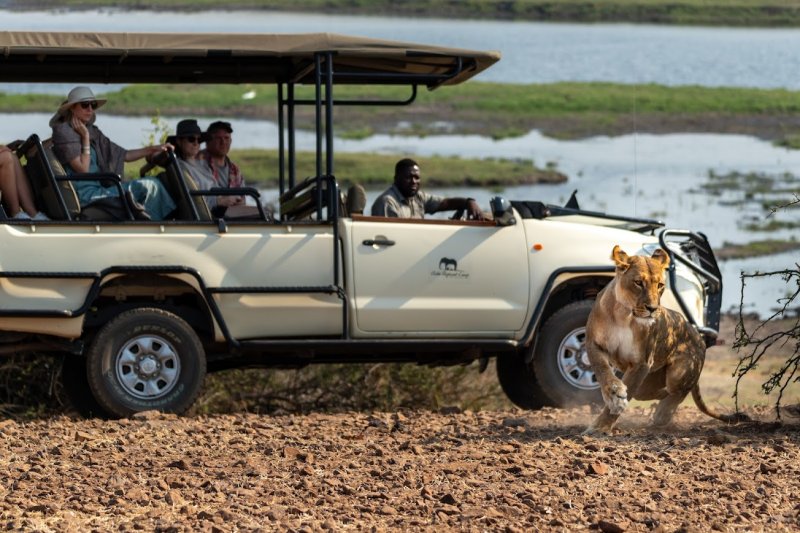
[0,150,22,216]
[12,156,38,216]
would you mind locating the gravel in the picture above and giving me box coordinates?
[1,406,798,531]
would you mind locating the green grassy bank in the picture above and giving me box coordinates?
[9,82,800,142]
[127,150,565,188]
[14,0,800,27]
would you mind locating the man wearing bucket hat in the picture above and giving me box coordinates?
[50,86,176,220]
[200,120,246,213]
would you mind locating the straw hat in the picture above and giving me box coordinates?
[49,86,107,127]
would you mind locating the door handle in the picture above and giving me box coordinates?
[362,238,395,247]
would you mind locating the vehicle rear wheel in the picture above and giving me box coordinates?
[532,300,603,407]
[86,307,206,418]
[496,351,552,410]
[60,355,109,418]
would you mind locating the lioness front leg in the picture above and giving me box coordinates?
[587,346,628,415]
[585,345,627,434]
[587,363,652,434]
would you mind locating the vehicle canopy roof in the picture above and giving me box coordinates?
[0,31,500,87]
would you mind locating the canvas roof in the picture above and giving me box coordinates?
[0,31,500,87]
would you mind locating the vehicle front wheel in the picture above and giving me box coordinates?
[86,307,206,418]
[532,300,603,408]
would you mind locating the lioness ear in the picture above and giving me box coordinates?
[611,245,630,270]
[651,248,670,270]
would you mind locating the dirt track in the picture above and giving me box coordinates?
[1,406,799,532]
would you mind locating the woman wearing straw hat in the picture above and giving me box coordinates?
[50,86,176,220]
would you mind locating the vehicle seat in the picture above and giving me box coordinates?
[280,175,338,221]
[20,136,81,220]
[156,159,212,221]
[344,184,366,216]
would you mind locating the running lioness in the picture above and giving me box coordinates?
[585,245,746,434]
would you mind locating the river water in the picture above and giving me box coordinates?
[2,9,800,89]
[0,10,798,317]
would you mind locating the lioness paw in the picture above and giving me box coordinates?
[606,383,628,415]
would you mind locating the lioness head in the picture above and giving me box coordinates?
[611,245,670,320]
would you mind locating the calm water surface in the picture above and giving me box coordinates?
[2,9,800,89]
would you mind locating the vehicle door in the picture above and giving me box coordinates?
[348,216,530,335]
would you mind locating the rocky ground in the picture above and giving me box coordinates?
[0,405,798,532]
[1,313,798,531]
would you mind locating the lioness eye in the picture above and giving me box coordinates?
[634,280,643,287]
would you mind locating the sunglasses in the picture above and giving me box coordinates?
[79,101,99,110]
[180,136,202,144]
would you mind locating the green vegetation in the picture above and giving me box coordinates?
[775,134,800,150]
[128,150,565,188]
[743,218,800,232]
[717,239,800,260]
[702,170,799,206]
[16,0,800,27]
[9,81,800,142]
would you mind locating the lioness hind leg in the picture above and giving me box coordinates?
[651,352,702,427]
[651,391,690,428]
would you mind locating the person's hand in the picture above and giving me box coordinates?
[466,198,488,221]
[0,145,9,155]
[152,142,174,155]
[146,143,174,164]
[217,195,245,207]
[70,115,89,140]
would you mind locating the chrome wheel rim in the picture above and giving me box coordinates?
[115,335,181,400]
[555,327,599,391]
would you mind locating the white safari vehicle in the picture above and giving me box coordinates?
[0,32,722,417]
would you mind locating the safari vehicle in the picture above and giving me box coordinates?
[0,31,722,417]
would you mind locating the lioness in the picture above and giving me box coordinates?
[585,245,745,434]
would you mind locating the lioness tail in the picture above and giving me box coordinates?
[691,385,750,424]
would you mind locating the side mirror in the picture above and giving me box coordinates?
[490,196,515,226]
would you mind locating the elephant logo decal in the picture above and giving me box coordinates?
[432,257,468,278]
[438,257,458,271]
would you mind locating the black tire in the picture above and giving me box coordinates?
[60,355,109,419]
[86,307,206,418]
[532,300,603,408]
[496,351,553,410]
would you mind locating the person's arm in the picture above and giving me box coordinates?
[436,197,487,220]
[126,143,174,163]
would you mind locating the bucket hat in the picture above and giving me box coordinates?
[166,119,208,145]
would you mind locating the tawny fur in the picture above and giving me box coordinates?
[584,245,746,434]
